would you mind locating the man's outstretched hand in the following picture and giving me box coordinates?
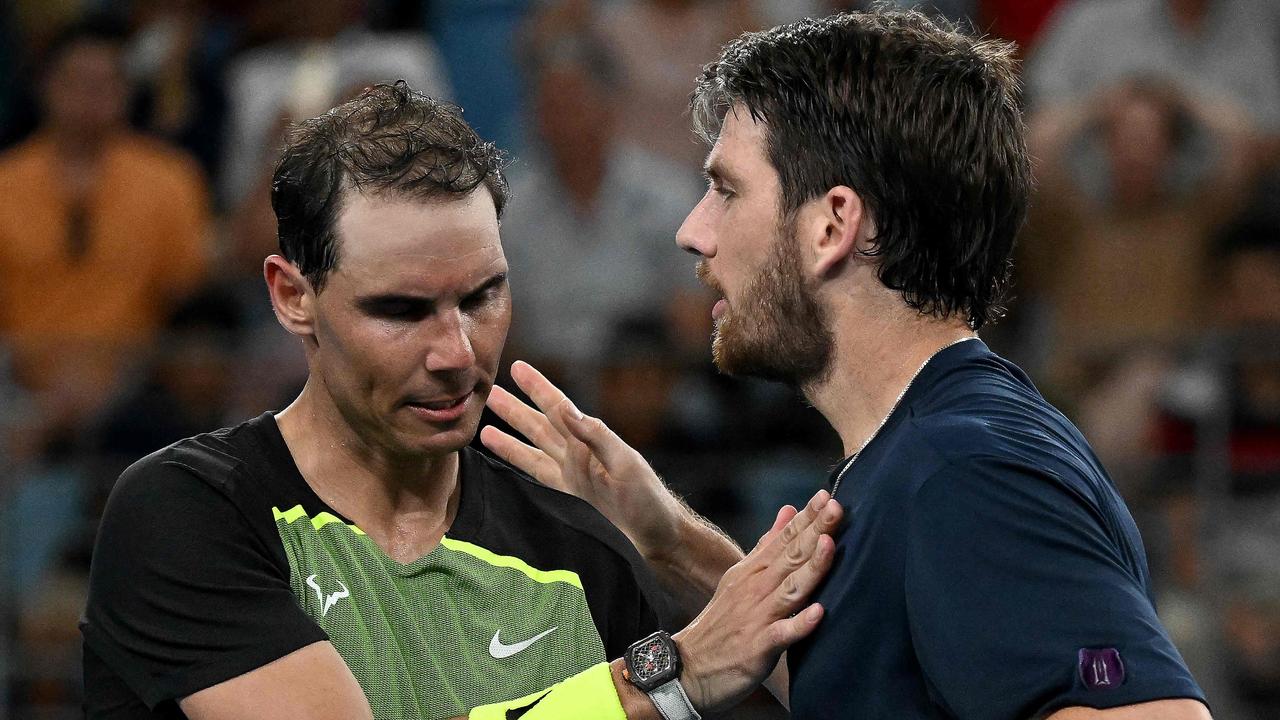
[481,360,690,564]
[641,490,841,716]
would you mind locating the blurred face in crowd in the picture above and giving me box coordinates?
[161,333,236,420]
[307,190,511,458]
[42,39,128,142]
[1104,93,1176,209]
[534,60,613,175]
[678,109,834,386]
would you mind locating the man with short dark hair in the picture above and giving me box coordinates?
[81,81,841,719]
[484,10,1212,719]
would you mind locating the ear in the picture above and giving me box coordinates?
[264,255,317,338]
[807,186,874,278]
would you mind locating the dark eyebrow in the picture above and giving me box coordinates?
[354,271,508,313]
[702,159,741,187]
[355,293,432,315]
[467,271,508,298]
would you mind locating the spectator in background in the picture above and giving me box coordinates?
[220,110,312,421]
[95,287,245,464]
[499,26,705,402]
[595,0,759,175]
[125,0,233,182]
[425,0,533,154]
[219,0,450,209]
[0,18,211,432]
[977,0,1062,54]
[1022,76,1254,416]
[1029,0,1280,165]
[1145,209,1280,720]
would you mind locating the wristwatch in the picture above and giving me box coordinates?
[622,631,701,720]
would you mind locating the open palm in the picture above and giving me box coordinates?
[480,361,687,560]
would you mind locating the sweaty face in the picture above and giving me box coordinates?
[310,190,511,458]
[679,109,835,387]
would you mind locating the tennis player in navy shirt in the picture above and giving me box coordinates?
[786,337,1203,718]
[483,8,1211,720]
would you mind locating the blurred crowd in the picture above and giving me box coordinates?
[0,0,1277,717]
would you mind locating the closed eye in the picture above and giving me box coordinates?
[461,273,508,312]
[360,297,432,321]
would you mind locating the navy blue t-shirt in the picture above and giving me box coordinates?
[788,339,1204,719]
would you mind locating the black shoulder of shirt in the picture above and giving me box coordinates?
[458,446,679,640]
[108,413,301,541]
[116,413,280,496]
[459,447,641,563]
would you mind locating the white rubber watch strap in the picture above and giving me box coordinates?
[648,678,701,720]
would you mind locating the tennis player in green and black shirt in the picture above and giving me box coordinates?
[81,82,842,720]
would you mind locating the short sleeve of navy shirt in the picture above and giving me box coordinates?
[787,339,1205,719]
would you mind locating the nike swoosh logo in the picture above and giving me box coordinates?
[489,626,558,659]
[306,574,350,618]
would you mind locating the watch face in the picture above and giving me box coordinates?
[626,631,680,691]
[632,637,673,682]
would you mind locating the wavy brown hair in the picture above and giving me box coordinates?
[691,9,1030,330]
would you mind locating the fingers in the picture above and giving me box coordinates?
[751,491,842,616]
[510,361,575,437]
[768,531,835,619]
[766,603,825,651]
[478,425,568,492]
[485,384,566,462]
[510,360,649,481]
[755,505,798,550]
[753,490,835,567]
[560,399,648,478]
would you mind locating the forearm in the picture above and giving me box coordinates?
[643,504,744,620]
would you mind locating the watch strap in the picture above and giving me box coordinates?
[648,677,701,720]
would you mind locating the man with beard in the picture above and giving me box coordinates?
[482,9,1212,720]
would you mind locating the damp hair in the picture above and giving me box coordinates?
[271,80,509,292]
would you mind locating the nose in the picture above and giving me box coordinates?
[426,307,476,372]
[676,194,715,258]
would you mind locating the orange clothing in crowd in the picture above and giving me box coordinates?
[0,132,210,396]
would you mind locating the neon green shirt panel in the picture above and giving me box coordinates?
[273,504,607,720]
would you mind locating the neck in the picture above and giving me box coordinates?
[48,124,112,159]
[275,378,461,560]
[803,299,975,458]
[46,128,110,200]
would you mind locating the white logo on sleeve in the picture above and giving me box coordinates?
[306,574,350,617]
[489,627,558,659]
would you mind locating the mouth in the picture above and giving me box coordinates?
[404,390,475,423]
[697,261,728,320]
